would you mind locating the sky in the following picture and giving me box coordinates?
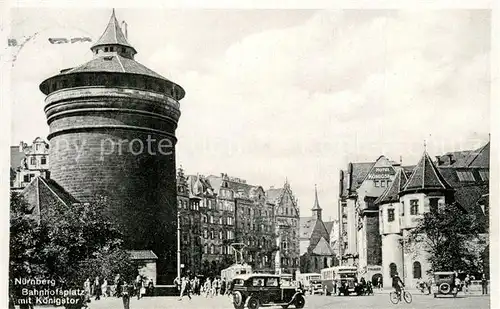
[8,8,491,221]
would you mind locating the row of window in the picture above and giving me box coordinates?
[201,214,234,226]
[203,229,234,240]
[27,156,47,165]
[389,261,422,279]
[374,179,392,188]
[44,73,182,100]
[384,198,441,222]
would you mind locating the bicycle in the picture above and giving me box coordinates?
[390,287,412,304]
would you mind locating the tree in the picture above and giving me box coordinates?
[406,202,484,275]
[9,193,135,307]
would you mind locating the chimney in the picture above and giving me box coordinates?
[447,154,455,165]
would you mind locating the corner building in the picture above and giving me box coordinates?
[39,11,185,283]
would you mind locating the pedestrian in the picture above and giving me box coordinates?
[377,277,382,290]
[221,278,226,296]
[174,276,181,292]
[333,280,337,295]
[101,278,108,297]
[115,274,123,298]
[481,274,488,295]
[83,278,91,304]
[464,274,470,294]
[94,276,101,300]
[147,278,155,296]
[215,278,221,296]
[204,278,212,298]
[135,274,143,300]
[178,277,192,300]
[122,281,131,309]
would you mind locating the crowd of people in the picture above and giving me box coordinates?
[81,274,155,309]
[174,276,232,301]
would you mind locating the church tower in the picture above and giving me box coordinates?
[39,10,185,283]
[312,184,322,221]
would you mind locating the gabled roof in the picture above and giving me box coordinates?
[402,152,452,193]
[349,162,374,192]
[299,217,316,239]
[22,176,78,216]
[374,169,408,205]
[467,142,490,168]
[91,9,136,54]
[266,188,283,203]
[312,237,334,256]
[324,221,334,234]
[128,250,158,260]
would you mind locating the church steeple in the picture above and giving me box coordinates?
[312,184,322,221]
[91,9,137,59]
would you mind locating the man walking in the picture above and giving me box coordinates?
[481,274,488,295]
[178,277,192,300]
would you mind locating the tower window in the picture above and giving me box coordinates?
[410,200,419,215]
[388,209,395,222]
[413,261,422,279]
[41,156,47,165]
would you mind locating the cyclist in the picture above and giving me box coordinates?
[392,272,405,298]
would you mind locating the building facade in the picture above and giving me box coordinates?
[174,172,301,277]
[11,137,50,191]
[38,10,185,283]
[340,142,490,287]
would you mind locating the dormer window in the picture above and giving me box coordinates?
[104,47,109,52]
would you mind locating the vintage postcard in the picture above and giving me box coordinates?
[4,3,494,309]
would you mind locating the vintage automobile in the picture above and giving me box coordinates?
[231,274,306,309]
[337,277,356,296]
[432,272,459,298]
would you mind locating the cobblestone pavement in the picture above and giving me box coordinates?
[34,292,490,309]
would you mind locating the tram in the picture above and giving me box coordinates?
[321,266,357,295]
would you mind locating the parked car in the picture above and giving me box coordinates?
[231,274,305,309]
[432,272,459,298]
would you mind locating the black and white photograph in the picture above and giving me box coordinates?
[3,2,495,309]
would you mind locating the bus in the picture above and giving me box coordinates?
[321,266,358,296]
[296,273,322,293]
[221,263,252,282]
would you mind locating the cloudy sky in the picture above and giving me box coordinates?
[8,8,490,220]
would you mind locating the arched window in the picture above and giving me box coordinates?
[389,263,398,278]
[413,261,422,279]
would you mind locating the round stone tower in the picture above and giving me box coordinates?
[39,10,185,283]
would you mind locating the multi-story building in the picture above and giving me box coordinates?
[266,180,301,275]
[175,171,301,277]
[176,167,202,276]
[340,141,489,287]
[11,137,50,191]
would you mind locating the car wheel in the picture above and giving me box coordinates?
[233,291,244,309]
[438,283,451,294]
[247,296,260,309]
[295,294,305,309]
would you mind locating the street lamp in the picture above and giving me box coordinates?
[177,210,181,279]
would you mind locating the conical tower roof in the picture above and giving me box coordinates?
[91,9,137,54]
[374,168,408,205]
[402,151,452,193]
[312,184,321,210]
